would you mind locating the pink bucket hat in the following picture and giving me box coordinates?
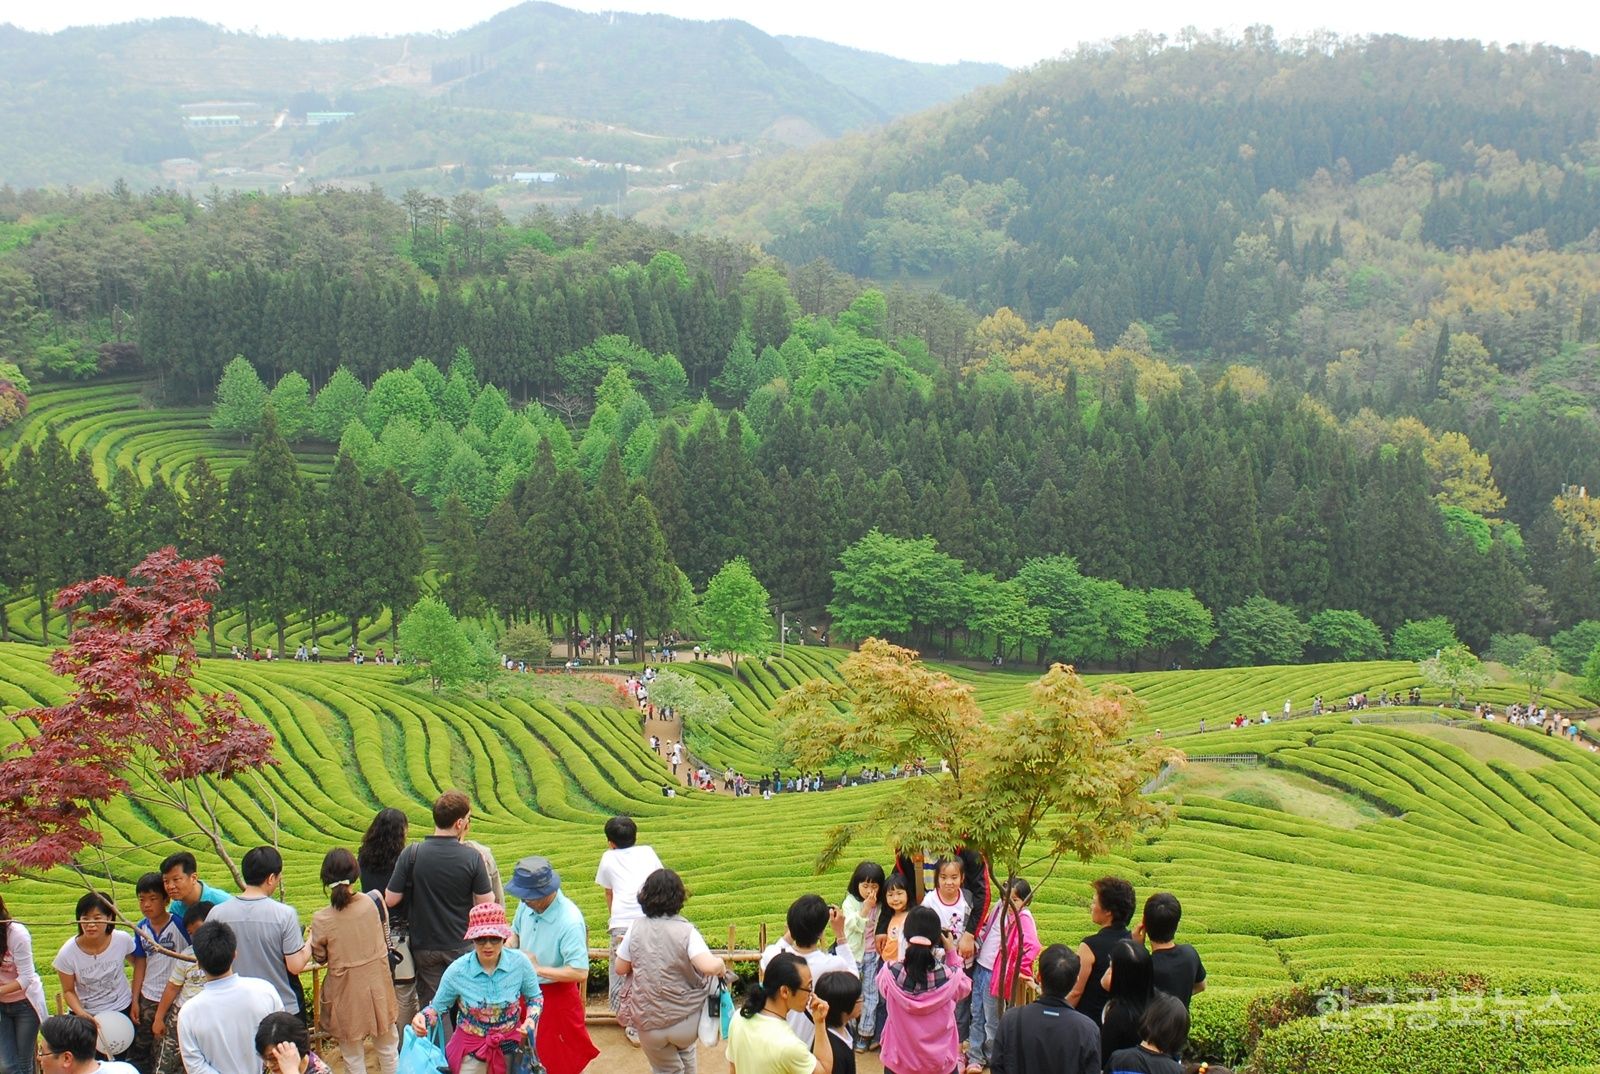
[463,902,514,942]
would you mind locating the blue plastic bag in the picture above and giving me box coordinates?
[399,1020,448,1074]
[719,984,734,1038]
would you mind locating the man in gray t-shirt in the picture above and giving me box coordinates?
[203,847,309,1014]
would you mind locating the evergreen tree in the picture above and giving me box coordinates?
[310,366,367,441]
[477,498,531,623]
[181,457,226,655]
[368,469,425,645]
[268,371,313,441]
[239,411,314,655]
[436,492,482,618]
[322,453,381,642]
[212,356,268,441]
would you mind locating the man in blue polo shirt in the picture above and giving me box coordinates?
[509,857,597,1074]
[161,852,232,931]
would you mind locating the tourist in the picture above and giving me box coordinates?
[594,815,664,1045]
[130,874,187,1073]
[507,856,598,1074]
[151,904,213,1074]
[308,849,399,1074]
[35,1015,139,1074]
[385,792,495,1018]
[358,808,416,1029]
[1067,878,1135,1024]
[726,952,830,1074]
[967,878,1041,1074]
[204,848,311,1019]
[0,893,48,1074]
[920,857,976,1039]
[841,863,886,1052]
[989,945,1100,1074]
[178,923,285,1074]
[54,891,139,1062]
[874,906,970,1074]
[814,971,862,1074]
[255,1012,332,1074]
[1136,895,1205,1009]
[1103,995,1187,1074]
[1097,941,1153,1071]
[161,852,232,928]
[613,869,727,1074]
[410,904,541,1074]
[759,896,857,1047]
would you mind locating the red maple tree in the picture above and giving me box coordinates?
[0,547,277,885]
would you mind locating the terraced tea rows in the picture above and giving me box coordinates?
[4,637,1598,1062]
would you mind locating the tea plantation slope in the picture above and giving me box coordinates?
[4,642,1600,1067]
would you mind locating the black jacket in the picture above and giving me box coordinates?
[991,995,1101,1074]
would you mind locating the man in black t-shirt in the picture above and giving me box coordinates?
[1137,893,1207,1008]
[991,944,1101,1074]
[385,790,493,1011]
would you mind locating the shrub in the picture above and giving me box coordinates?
[1224,787,1283,811]
[1216,597,1308,666]
[501,622,551,665]
[1391,616,1459,661]
[1307,610,1386,662]
[1250,992,1600,1074]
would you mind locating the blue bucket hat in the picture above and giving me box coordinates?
[505,855,561,900]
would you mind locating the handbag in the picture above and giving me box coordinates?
[700,978,726,1046]
[366,889,407,974]
[390,845,419,980]
[502,1004,543,1074]
[398,1020,447,1074]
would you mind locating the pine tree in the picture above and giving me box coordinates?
[322,453,381,642]
[477,498,530,623]
[437,492,482,618]
[369,469,425,645]
[182,457,226,655]
[240,410,314,655]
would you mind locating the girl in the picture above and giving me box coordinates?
[965,878,1040,1074]
[815,971,863,1074]
[871,873,913,1049]
[1,894,48,1074]
[842,862,885,1052]
[53,892,139,1062]
[1099,940,1154,1072]
[727,952,829,1074]
[875,906,970,1074]
[920,859,974,1040]
[1106,994,1188,1074]
[309,849,400,1074]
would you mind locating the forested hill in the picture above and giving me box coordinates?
[0,3,1008,191]
[655,33,1600,418]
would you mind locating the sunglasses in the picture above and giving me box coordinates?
[472,936,504,945]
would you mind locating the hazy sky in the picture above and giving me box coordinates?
[8,0,1596,66]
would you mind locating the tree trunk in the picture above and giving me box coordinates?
[207,611,216,658]
[36,585,50,643]
[0,604,9,643]
[276,617,287,658]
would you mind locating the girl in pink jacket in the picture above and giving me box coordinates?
[876,906,972,1074]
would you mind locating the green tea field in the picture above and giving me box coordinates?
[3,641,1598,1069]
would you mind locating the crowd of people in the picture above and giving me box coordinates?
[0,800,1221,1074]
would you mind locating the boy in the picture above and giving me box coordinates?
[152,903,212,1074]
[131,873,187,1074]
[1136,893,1206,1008]
[594,815,663,1045]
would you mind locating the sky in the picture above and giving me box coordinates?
[6,0,1596,67]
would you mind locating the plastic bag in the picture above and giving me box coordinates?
[719,984,734,1039]
[399,1020,447,1074]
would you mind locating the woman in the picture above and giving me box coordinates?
[875,906,970,1074]
[53,893,138,1060]
[1068,877,1135,1025]
[613,869,727,1074]
[358,808,414,1028]
[411,904,540,1074]
[726,952,830,1074]
[309,849,400,1074]
[1098,940,1154,1072]
[1,895,48,1074]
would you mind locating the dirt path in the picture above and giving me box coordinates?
[586,1017,887,1073]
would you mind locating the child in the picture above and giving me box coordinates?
[130,874,186,1074]
[815,970,863,1074]
[842,862,886,1053]
[1106,993,1188,1074]
[876,906,971,1074]
[153,904,211,1074]
[965,878,1040,1074]
[921,857,975,1039]
[871,873,913,1049]
[1137,893,1206,1009]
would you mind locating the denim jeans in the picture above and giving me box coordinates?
[858,950,882,1040]
[965,966,998,1067]
[0,1000,40,1074]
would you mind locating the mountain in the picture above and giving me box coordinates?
[776,36,1012,117]
[656,32,1600,429]
[0,3,1009,195]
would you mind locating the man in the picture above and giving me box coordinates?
[177,923,285,1074]
[386,791,494,1012]
[757,894,857,1046]
[35,1014,139,1074]
[202,848,310,1018]
[593,815,662,1046]
[508,856,598,1074]
[990,945,1100,1074]
[160,852,231,931]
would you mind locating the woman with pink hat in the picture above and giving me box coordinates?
[409,904,542,1074]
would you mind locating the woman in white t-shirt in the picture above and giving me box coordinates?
[53,892,139,1043]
